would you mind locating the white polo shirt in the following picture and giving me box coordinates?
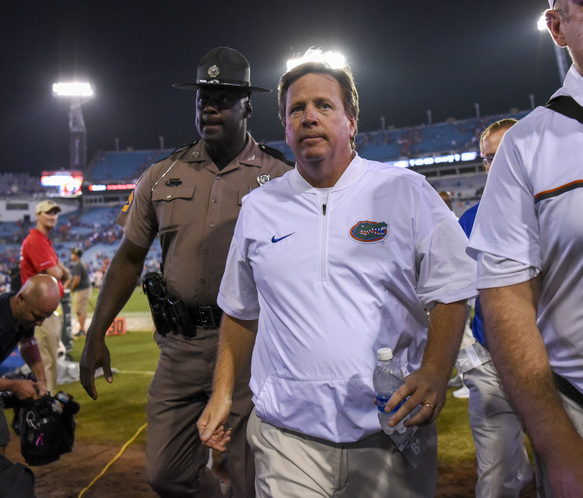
[468,65,583,393]
[219,154,477,442]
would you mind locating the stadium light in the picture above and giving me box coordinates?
[53,80,94,170]
[537,13,547,31]
[52,81,94,98]
[286,49,347,72]
[538,12,569,82]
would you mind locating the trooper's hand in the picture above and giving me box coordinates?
[79,334,113,400]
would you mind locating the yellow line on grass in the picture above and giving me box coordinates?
[78,422,148,497]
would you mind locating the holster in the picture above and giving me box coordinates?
[142,272,196,338]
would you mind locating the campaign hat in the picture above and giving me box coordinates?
[173,47,271,93]
[36,199,61,214]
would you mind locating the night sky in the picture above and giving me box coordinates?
[1,0,563,175]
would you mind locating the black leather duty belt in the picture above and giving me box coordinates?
[188,305,223,330]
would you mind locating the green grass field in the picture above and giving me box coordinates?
[88,286,150,315]
[67,287,480,476]
[65,288,156,444]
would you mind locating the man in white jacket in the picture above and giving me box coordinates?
[199,55,477,497]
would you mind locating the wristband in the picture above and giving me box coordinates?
[19,336,42,365]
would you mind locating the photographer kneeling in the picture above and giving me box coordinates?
[0,275,60,456]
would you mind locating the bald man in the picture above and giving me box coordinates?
[0,275,61,456]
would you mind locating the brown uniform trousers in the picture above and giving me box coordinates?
[120,137,293,497]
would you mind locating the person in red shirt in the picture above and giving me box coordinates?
[20,200,70,394]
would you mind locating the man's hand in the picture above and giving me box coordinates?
[385,365,445,429]
[385,300,467,429]
[198,314,257,452]
[58,261,71,283]
[197,394,233,452]
[11,379,41,400]
[35,378,48,398]
[79,334,113,400]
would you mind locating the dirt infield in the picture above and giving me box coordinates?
[5,438,155,498]
[5,435,537,498]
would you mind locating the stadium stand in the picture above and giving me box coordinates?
[0,173,45,197]
[88,149,172,182]
[0,109,531,288]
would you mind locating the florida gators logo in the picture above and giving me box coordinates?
[350,220,388,243]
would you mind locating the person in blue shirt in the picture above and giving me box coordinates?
[459,118,533,498]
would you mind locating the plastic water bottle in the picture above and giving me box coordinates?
[373,347,406,434]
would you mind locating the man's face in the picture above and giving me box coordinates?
[195,87,249,147]
[284,73,356,167]
[549,0,583,73]
[16,296,54,327]
[480,128,507,174]
[36,208,59,231]
[562,0,583,68]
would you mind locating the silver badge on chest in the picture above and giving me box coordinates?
[257,174,271,186]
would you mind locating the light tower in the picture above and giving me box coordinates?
[52,81,94,170]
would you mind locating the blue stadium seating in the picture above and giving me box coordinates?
[0,109,535,283]
[88,150,172,182]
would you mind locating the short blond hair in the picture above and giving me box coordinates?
[479,118,517,153]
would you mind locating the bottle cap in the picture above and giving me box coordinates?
[377,347,393,361]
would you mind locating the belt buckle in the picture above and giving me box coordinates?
[197,306,216,329]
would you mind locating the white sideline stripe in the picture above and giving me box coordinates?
[116,370,155,375]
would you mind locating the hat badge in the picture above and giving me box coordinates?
[208,65,220,78]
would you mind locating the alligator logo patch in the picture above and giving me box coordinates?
[349,220,388,243]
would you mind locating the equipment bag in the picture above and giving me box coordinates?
[12,391,80,466]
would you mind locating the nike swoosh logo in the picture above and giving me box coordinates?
[271,233,294,243]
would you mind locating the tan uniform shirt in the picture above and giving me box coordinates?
[119,134,292,306]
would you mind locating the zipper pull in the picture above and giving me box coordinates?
[322,204,327,215]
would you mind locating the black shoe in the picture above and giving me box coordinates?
[74,330,86,337]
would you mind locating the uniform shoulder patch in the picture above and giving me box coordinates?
[349,220,388,243]
[120,190,134,214]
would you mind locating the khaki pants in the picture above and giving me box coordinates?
[465,360,532,497]
[72,287,91,316]
[247,409,437,498]
[35,312,62,394]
